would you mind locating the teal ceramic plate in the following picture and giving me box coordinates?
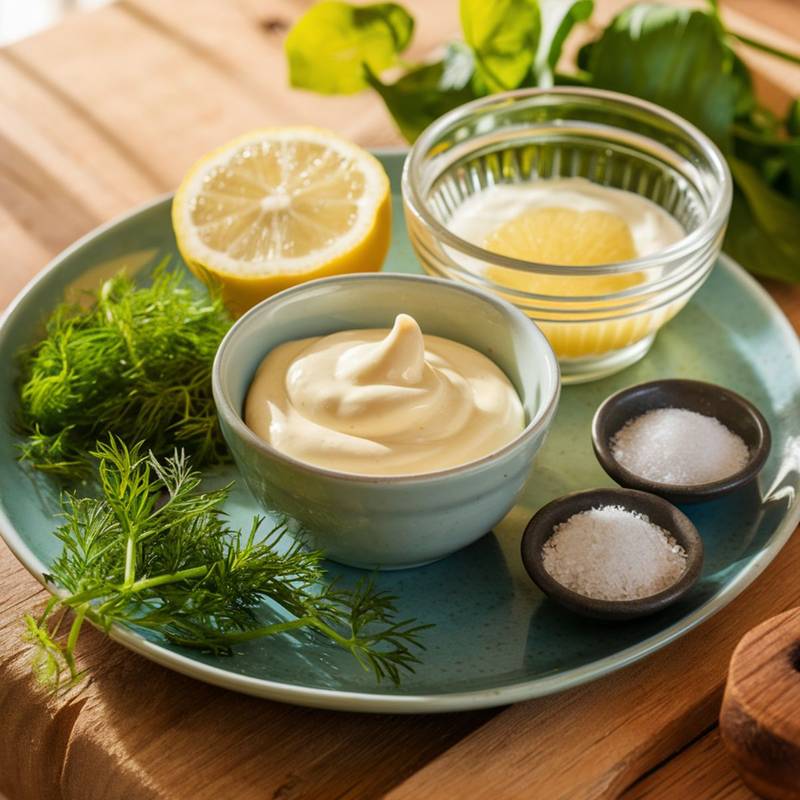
[1,152,799,713]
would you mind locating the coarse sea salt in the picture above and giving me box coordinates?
[611,407,749,486]
[541,505,687,601]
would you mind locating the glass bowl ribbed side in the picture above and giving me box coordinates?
[402,87,732,383]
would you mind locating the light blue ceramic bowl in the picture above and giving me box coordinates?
[213,273,560,569]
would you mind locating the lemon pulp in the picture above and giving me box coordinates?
[481,206,680,359]
[172,128,391,316]
[484,207,643,296]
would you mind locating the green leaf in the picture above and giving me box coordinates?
[733,123,800,201]
[285,2,414,95]
[787,99,800,137]
[724,158,800,283]
[575,40,592,72]
[729,50,755,117]
[786,150,800,202]
[534,0,594,86]
[365,43,477,141]
[460,0,541,93]
[584,4,739,146]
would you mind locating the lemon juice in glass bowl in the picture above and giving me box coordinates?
[402,88,732,383]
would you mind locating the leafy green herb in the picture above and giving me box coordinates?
[366,43,477,141]
[461,0,540,93]
[724,158,800,282]
[582,5,740,146]
[285,1,414,94]
[24,438,428,690]
[285,0,800,283]
[18,263,231,477]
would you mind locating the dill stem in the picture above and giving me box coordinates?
[91,567,211,616]
[37,595,60,627]
[309,618,355,649]
[63,606,87,678]
[67,607,86,653]
[308,619,373,673]
[123,534,136,588]
[66,587,110,606]
[172,617,319,645]
[129,566,208,592]
[308,619,373,671]
[50,607,69,639]
[176,616,363,651]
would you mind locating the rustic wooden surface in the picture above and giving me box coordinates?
[0,2,798,798]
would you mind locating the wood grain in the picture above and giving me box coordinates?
[720,608,800,798]
[2,568,497,800]
[0,1,797,798]
[623,729,757,800]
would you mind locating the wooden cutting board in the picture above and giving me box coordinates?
[0,2,798,798]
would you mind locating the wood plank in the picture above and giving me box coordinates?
[4,4,269,189]
[721,2,800,115]
[0,205,53,308]
[0,545,497,800]
[122,0,459,147]
[623,729,757,799]
[0,0,453,190]
[385,532,800,800]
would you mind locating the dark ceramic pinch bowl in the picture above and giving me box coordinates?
[592,379,771,505]
[521,488,704,621]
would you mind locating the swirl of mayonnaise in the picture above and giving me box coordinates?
[244,314,524,476]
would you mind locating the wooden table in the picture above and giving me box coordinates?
[1,2,798,798]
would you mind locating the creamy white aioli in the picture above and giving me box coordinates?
[448,178,684,256]
[244,314,525,476]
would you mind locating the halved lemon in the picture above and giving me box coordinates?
[172,128,391,315]
[483,207,643,296]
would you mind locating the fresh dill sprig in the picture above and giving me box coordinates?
[17,262,232,477]
[24,437,429,691]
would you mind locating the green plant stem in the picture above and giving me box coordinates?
[66,608,86,653]
[175,616,394,675]
[308,618,384,671]
[37,595,60,627]
[733,123,800,146]
[123,535,136,588]
[63,607,86,678]
[169,617,319,646]
[730,32,800,66]
[128,566,209,593]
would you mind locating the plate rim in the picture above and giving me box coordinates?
[1,169,799,713]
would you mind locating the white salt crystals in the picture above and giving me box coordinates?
[541,506,687,601]
[611,408,749,486]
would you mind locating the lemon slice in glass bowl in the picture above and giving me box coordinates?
[172,128,391,315]
[483,207,643,296]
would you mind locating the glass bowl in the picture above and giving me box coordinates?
[402,87,732,383]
